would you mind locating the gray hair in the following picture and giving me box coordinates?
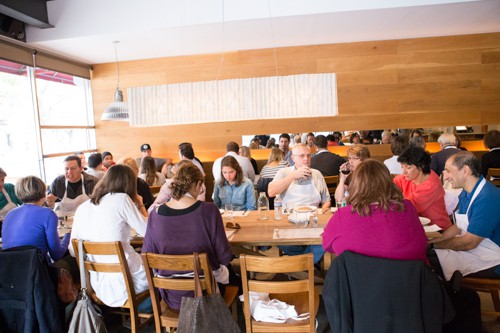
[15,176,47,203]
[449,151,481,178]
[438,133,457,147]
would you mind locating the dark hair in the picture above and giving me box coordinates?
[179,142,195,159]
[88,153,103,168]
[90,164,138,205]
[226,142,239,153]
[484,130,500,149]
[0,167,6,178]
[102,151,113,159]
[314,135,328,149]
[64,155,82,167]
[140,156,159,186]
[170,161,203,200]
[266,138,276,148]
[307,132,314,138]
[219,155,243,187]
[326,134,335,142]
[450,151,481,177]
[397,146,431,174]
[410,129,424,137]
[15,176,46,203]
[409,136,426,149]
[391,135,409,155]
[348,159,404,216]
[349,133,360,144]
[279,133,290,141]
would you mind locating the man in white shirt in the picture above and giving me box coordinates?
[268,143,331,264]
[212,142,256,183]
[383,135,409,175]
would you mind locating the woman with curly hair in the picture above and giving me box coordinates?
[142,161,239,311]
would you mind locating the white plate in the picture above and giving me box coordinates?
[419,217,431,226]
[219,209,224,214]
[294,206,316,213]
[288,211,312,223]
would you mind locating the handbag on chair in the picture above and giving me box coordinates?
[67,239,108,333]
[177,253,241,333]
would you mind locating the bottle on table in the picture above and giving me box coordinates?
[258,192,269,220]
[274,194,282,220]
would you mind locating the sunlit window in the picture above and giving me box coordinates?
[0,59,95,183]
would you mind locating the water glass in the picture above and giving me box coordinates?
[225,204,234,223]
[309,209,318,228]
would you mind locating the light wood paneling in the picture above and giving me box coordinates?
[92,32,500,163]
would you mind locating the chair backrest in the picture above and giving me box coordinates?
[140,252,215,331]
[324,175,339,195]
[239,253,316,333]
[323,251,453,332]
[149,185,162,196]
[71,239,138,307]
[487,168,500,187]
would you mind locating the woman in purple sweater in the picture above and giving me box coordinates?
[142,161,239,311]
[323,159,427,261]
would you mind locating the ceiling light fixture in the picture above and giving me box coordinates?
[101,41,129,121]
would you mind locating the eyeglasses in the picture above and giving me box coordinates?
[348,156,360,161]
[225,222,241,230]
[293,154,312,159]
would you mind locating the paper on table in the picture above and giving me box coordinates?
[273,228,323,239]
[232,210,250,217]
[424,224,442,232]
[225,230,237,239]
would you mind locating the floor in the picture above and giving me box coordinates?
[103,248,500,333]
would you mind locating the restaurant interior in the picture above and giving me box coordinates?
[1,1,500,332]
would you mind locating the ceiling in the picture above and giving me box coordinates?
[18,0,500,65]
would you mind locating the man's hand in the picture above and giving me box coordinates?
[45,193,57,208]
[293,166,311,180]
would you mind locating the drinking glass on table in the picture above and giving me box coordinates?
[54,202,64,228]
[225,204,234,223]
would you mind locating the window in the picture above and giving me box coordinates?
[0,59,95,183]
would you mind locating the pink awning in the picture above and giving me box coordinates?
[0,59,75,85]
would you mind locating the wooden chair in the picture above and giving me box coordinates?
[240,253,319,333]
[486,168,500,187]
[141,252,239,333]
[149,185,162,197]
[323,175,339,197]
[460,276,500,318]
[71,239,153,333]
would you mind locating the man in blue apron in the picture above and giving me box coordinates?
[46,155,98,216]
[269,143,331,264]
[429,151,500,280]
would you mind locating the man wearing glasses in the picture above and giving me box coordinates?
[268,143,331,264]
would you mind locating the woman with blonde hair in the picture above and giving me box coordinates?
[214,156,256,211]
[257,147,289,209]
[117,157,154,209]
[142,161,239,311]
[239,145,259,175]
[2,175,70,262]
[323,159,427,261]
[334,144,371,202]
[139,156,166,186]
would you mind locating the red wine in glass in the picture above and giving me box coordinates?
[341,169,350,175]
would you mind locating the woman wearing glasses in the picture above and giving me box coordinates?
[334,145,371,203]
[142,161,240,311]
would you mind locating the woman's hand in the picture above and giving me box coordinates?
[338,162,350,182]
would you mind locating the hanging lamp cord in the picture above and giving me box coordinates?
[114,41,120,90]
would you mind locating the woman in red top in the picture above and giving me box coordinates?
[393,146,452,230]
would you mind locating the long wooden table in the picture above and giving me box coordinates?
[225,210,330,247]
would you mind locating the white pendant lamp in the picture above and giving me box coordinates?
[101,41,129,121]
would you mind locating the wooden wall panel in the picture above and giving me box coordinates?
[92,32,500,163]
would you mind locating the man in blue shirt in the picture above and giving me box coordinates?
[430,151,500,280]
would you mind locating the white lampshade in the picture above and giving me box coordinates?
[101,88,129,121]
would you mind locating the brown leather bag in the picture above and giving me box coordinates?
[57,268,78,304]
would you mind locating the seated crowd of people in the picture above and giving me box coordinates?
[0,129,499,331]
